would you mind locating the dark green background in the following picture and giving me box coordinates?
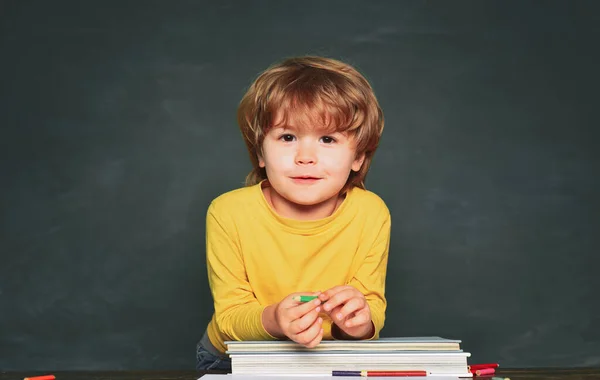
[1,0,599,370]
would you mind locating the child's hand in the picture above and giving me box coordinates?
[274,292,324,348]
[318,285,373,339]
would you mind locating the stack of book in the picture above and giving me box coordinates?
[225,337,472,377]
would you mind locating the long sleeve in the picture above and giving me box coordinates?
[348,211,391,339]
[205,203,275,341]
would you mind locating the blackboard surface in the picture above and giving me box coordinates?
[1,0,599,371]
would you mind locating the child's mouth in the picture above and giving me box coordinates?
[291,176,321,184]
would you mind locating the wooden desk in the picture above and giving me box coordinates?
[1,369,599,380]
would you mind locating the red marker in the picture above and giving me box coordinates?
[24,376,56,380]
[475,368,496,376]
[469,363,499,370]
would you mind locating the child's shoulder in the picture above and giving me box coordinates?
[350,187,390,216]
[208,184,259,214]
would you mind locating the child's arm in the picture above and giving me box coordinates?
[205,204,275,341]
[321,210,391,340]
[350,211,391,338]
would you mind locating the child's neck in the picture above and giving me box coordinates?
[263,185,344,221]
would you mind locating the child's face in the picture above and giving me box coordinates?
[258,115,364,214]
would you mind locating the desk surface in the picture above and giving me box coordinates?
[1,369,599,380]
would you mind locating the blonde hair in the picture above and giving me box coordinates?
[237,56,384,193]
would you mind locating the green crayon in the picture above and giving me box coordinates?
[292,295,318,302]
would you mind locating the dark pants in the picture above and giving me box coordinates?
[196,331,232,371]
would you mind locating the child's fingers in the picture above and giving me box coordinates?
[294,317,323,347]
[317,291,329,302]
[322,287,354,313]
[326,304,343,321]
[335,296,366,321]
[320,285,350,300]
[344,308,371,328]
[291,297,321,319]
[289,306,321,334]
[302,324,324,348]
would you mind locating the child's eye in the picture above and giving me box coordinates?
[279,134,295,142]
[320,136,336,144]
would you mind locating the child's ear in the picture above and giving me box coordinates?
[352,153,366,172]
[258,154,265,168]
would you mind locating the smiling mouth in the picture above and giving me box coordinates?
[291,176,322,183]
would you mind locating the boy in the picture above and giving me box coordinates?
[196,56,391,371]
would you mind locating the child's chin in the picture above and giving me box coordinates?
[289,194,334,207]
[292,199,322,207]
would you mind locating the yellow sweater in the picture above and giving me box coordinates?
[205,182,391,353]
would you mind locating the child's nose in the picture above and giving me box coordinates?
[295,142,317,165]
